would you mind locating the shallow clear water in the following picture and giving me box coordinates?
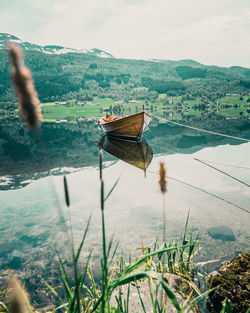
[0,116,250,305]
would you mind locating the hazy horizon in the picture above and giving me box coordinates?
[1,0,250,68]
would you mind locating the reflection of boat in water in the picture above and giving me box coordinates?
[99,135,153,171]
[97,111,151,140]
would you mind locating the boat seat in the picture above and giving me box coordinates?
[99,115,120,124]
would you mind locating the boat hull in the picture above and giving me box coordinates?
[98,112,151,139]
[99,135,153,171]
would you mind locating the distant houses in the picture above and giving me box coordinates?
[56,119,68,123]
[78,117,93,122]
[54,101,67,105]
[54,100,94,106]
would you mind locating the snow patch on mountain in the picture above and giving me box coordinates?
[0,33,113,58]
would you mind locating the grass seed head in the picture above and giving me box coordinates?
[8,43,42,130]
[159,161,167,193]
[8,277,32,313]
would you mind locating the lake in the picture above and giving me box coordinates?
[0,115,249,307]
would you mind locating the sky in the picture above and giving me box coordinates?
[1,0,250,68]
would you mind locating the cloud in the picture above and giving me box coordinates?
[0,0,250,67]
[154,12,250,64]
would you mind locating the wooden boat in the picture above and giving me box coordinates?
[98,135,153,172]
[97,111,151,140]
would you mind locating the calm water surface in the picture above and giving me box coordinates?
[0,116,249,305]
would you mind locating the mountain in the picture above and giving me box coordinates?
[148,58,206,68]
[0,33,113,58]
[1,33,250,104]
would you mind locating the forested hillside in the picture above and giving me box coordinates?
[1,37,250,104]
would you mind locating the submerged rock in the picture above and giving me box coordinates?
[207,225,235,241]
[207,252,250,313]
[110,273,199,313]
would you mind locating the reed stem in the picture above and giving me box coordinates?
[101,208,108,312]
[99,148,108,312]
[162,194,166,246]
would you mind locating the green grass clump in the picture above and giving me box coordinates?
[42,151,204,313]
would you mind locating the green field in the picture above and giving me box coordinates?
[218,107,249,117]
[218,95,250,105]
[41,95,250,122]
[93,97,115,105]
[42,105,100,119]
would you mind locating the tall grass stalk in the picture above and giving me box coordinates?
[44,174,92,313]
[158,161,167,263]
[158,161,167,310]
[63,175,81,313]
[99,148,108,313]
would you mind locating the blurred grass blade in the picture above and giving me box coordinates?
[88,267,100,298]
[92,294,103,312]
[126,284,130,313]
[136,284,147,313]
[183,288,215,313]
[155,284,161,313]
[79,250,92,291]
[104,176,121,201]
[52,303,68,313]
[44,281,64,305]
[109,270,182,313]
[75,214,92,262]
[159,276,181,312]
[54,249,73,301]
[108,241,119,267]
[0,301,9,312]
[124,245,192,275]
[219,299,233,313]
[107,235,114,259]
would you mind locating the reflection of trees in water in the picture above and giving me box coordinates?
[0,118,100,176]
[145,115,250,154]
[0,115,249,177]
